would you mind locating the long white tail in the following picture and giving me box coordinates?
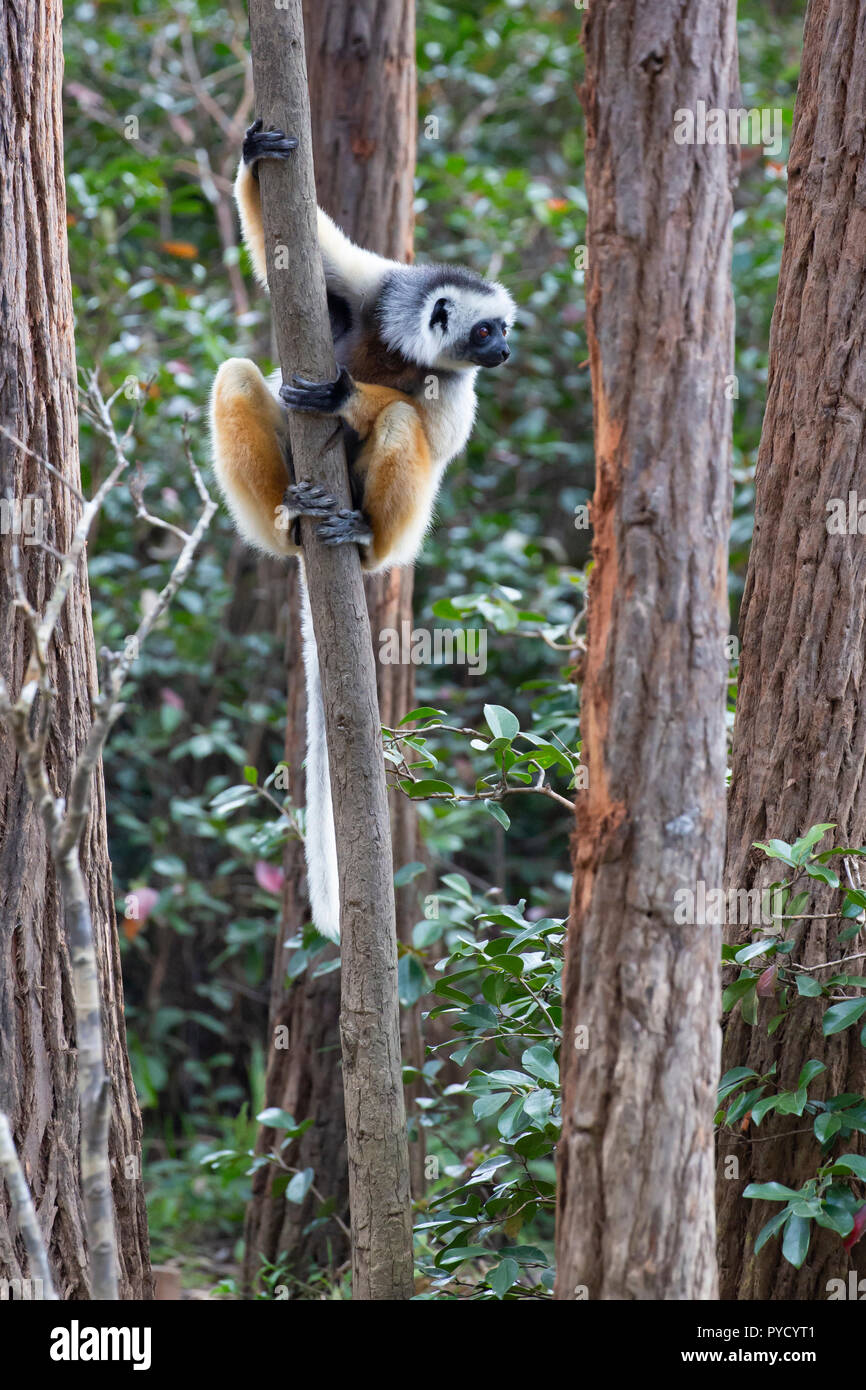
[298,563,341,942]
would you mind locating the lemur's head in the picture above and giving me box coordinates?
[378,265,515,372]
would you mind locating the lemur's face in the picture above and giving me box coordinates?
[426,284,515,371]
[466,317,510,368]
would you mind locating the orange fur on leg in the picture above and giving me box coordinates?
[355,401,435,569]
[211,358,295,557]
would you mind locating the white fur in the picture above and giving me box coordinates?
[316,208,395,304]
[422,371,479,469]
[298,563,341,941]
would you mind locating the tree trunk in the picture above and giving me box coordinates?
[717,0,866,1300]
[247,0,413,1301]
[0,0,152,1299]
[243,0,421,1289]
[555,0,737,1300]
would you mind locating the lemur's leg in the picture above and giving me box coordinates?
[211,358,299,557]
[280,369,434,570]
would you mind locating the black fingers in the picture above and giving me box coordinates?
[243,118,299,167]
[286,481,337,517]
[279,366,353,416]
[317,510,373,548]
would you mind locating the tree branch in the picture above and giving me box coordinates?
[247,0,413,1300]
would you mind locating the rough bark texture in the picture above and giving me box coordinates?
[717,0,866,1300]
[0,0,152,1299]
[242,0,421,1286]
[555,0,737,1300]
[247,0,413,1301]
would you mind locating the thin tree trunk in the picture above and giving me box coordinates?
[0,0,152,1299]
[247,0,414,1301]
[244,0,421,1286]
[717,0,866,1300]
[555,0,737,1300]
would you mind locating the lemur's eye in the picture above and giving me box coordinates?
[475,324,491,341]
[501,324,508,337]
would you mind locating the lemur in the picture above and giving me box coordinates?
[211,119,515,940]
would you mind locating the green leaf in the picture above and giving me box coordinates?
[472,1093,510,1121]
[243,765,258,785]
[498,1099,527,1138]
[399,778,455,799]
[750,1095,779,1126]
[440,873,473,899]
[805,863,839,887]
[753,838,796,866]
[399,707,446,725]
[285,1167,314,1204]
[790,824,835,863]
[722,974,756,1011]
[717,1066,759,1101]
[256,1107,296,1130]
[781,1213,811,1269]
[797,1059,827,1088]
[484,704,520,741]
[743,1182,801,1201]
[484,801,511,831]
[394,860,426,886]
[735,939,776,964]
[522,1045,559,1084]
[826,1153,866,1180]
[796,975,824,997]
[524,1088,554,1121]
[754,1208,789,1255]
[823,998,866,1035]
[488,1258,519,1299]
[814,1113,843,1144]
[398,954,428,1007]
[486,1069,533,1087]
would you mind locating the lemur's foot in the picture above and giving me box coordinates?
[243,118,299,169]
[317,510,373,548]
[279,367,353,416]
[286,480,337,518]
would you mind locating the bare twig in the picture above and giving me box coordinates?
[0,378,216,1300]
[0,1113,58,1299]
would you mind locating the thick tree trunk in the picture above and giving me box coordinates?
[243,0,421,1288]
[555,1,737,1300]
[717,0,866,1300]
[0,0,152,1299]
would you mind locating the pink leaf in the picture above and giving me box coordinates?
[255,861,284,895]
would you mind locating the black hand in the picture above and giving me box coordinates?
[317,510,373,548]
[243,117,299,170]
[279,367,353,416]
[286,481,337,518]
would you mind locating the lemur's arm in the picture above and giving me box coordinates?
[234,121,394,300]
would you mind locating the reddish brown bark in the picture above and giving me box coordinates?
[555,0,737,1299]
[0,0,152,1298]
[717,0,866,1300]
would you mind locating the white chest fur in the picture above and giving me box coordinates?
[420,370,479,474]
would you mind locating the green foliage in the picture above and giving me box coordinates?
[719,824,866,1268]
[407,890,562,1298]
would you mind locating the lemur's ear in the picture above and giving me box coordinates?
[429,297,450,332]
